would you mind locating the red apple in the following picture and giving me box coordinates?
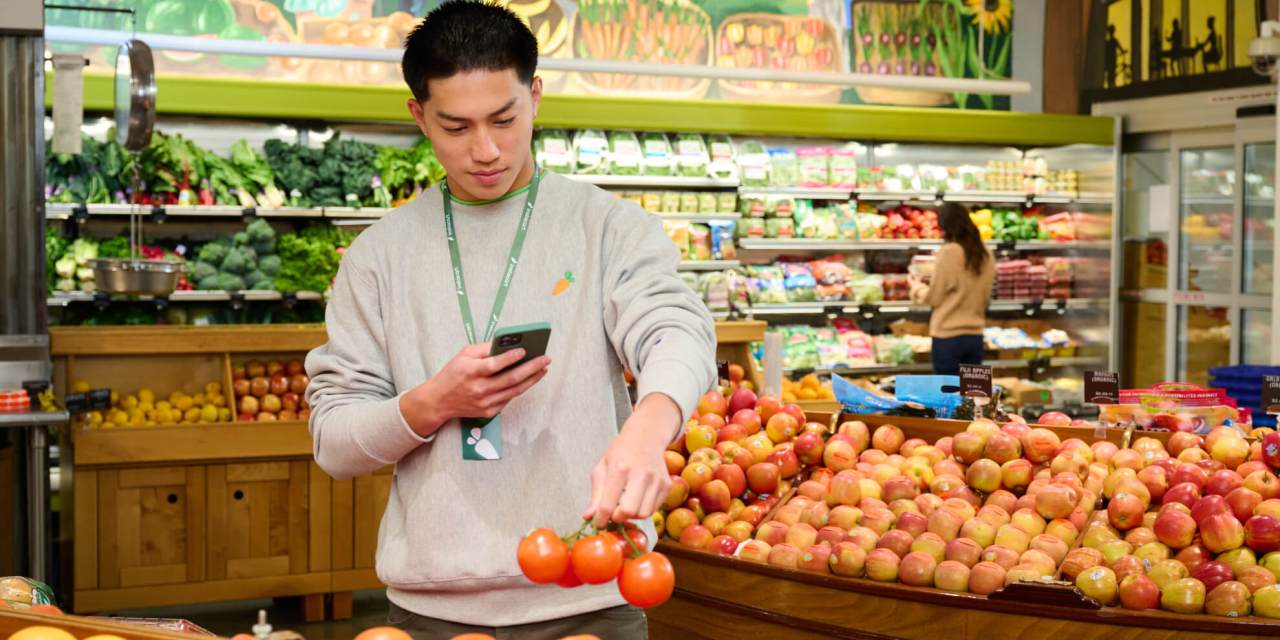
[984,432,1022,464]
[1239,565,1278,593]
[239,395,259,416]
[1263,431,1280,468]
[1202,513,1247,553]
[798,544,832,573]
[1206,580,1253,617]
[1137,465,1170,502]
[1060,547,1105,582]
[1154,510,1197,549]
[969,561,1008,595]
[823,439,857,472]
[713,464,747,499]
[707,534,739,556]
[753,521,789,547]
[883,475,919,503]
[895,511,928,539]
[766,542,803,569]
[872,424,905,454]
[1245,470,1280,501]
[1000,459,1034,494]
[1164,482,1203,509]
[945,537,984,567]
[1172,464,1210,490]
[837,421,871,451]
[1036,484,1077,520]
[951,431,986,464]
[828,541,867,577]
[1247,515,1280,553]
[1110,554,1145,583]
[899,551,938,587]
[1192,560,1236,593]
[730,409,762,435]
[1207,470,1245,497]
[727,388,757,417]
[779,403,805,426]
[1173,543,1212,574]
[981,544,1021,570]
[1108,492,1146,531]
[1021,428,1062,464]
[698,391,728,417]
[877,529,915,559]
[865,548,901,582]
[1227,487,1264,523]
[746,462,780,495]
[1118,573,1161,610]
[679,524,713,550]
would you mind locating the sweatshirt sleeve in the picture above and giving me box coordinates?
[919,245,961,308]
[602,202,717,433]
[304,240,432,480]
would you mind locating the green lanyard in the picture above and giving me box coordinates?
[441,168,541,344]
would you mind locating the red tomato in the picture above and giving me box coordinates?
[555,560,584,588]
[625,527,649,555]
[517,528,569,584]
[353,627,413,640]
[570,534,625,584]
[617,552,676,609]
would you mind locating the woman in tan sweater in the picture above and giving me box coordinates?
[909,203,995,376]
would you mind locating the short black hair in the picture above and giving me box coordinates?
[401,1,538,103]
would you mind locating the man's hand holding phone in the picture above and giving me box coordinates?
[399,342,550,438]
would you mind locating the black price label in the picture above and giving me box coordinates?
[1263,375,1280,415]
[1085,371,1120,405]
[88,388,112,411]
[959,364,993,400]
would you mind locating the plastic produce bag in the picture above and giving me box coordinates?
[641,132,674,176]
[797,147,831,187]
[833,373,905,414]
[573,129,609,175]
[534,129,574,174]
[747,265,787,304]
[736,140,770,186]
[737,217,765,238]
[895,375,963,419]
[608,131,643,175]
[781,326,820,370]
[781,262,818,302]
[765,217,795,238]
[0,576,56,607]
[689,224,712,261]
[769,148,799,187]
[663,221,691,260]
[675,133,710,177]
[830,149,857,188]
[709,221,737,260]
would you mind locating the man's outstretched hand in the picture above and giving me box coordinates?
[583,393,681,528]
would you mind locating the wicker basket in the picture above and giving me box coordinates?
[714,13,842,105]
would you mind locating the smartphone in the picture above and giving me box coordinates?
[489,322,552,372]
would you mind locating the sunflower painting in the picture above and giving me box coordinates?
[966,0,1013,34]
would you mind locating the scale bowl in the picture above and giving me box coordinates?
[89,259,182,296]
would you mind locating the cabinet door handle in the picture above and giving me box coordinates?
[233,489,245,501]
[167,493,178,504]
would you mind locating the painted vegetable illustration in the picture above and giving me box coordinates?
[715,13,840,103]
[576,0,711,94]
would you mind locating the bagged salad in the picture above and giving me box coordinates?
[796,147,830,187]
[707,134,737,179]
[747,265,787,304]
[781,262,818,302]
[769,148,799,187]
[534,129,574,174]
[674,133,710,177]
[608,131,643,175]
[709,221,736,260]
[573,129,609,175]
[830,149,858,188]
[641,132,674,176]
[737,140,770,187]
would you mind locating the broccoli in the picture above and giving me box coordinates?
[250,277,274,291]
[258,255,281,276]
[220,248,248,274]
[190,261,218,282]
[244,269,266,288]
[233,231,249,246]
[197,275,221,290]
[197,242,228,267]
[239,245,257,265]
[252,238,276,255]
[246,218,276,244]
[215,273,246,292]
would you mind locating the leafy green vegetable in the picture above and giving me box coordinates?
[197,242,229,267]
[274,232,342,293]
[45,227,68,291]
[190,261,218,282]
[97,236,131,259]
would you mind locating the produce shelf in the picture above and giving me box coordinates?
[746,298,1108,317]
[45,203,327,219]
[737,186,853,200]
[657,212,742,222]
[679,260,741,271]
[856,190,939,202]
[749,302,852,316]
[798,355,1105,376]
[563,174,739,188]
[737,239,889,251]
[48,290,324,307]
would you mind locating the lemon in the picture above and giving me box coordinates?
[156,400,172,412]
[205,381,222,397]
[87,411,103,424]
[101,421,116,429]
[210,394,226,407]
[192,393,206,406]
[110,390,118,406]
[109,409,128,424]
[144,420,156,427]
[138,387,155,403]
[175,395,194,411]
[200,405,218,423]
[798,388,818,400]
[138,400,154,412]
[183,407,202,423]
[121,395,139,410]
[129,414,146,427]
[217,407,231,422]
[72,379,91,393]
[819,387,835,400]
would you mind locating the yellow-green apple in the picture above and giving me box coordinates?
[1161,577,1207,614]
[1218,546,1258,577]
[798,544,832,573]
[1010,508,1046,537]
[865,548,901,581]
[1000,459,1034,494]
[1076,566,1119,605]
[828,541,867,577]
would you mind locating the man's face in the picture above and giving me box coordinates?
[408,69,541,202]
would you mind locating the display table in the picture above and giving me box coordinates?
[52,321,763,616]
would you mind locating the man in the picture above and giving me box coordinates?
[304,2,716,638]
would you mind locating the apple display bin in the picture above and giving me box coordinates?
[647,413,1278,639]
[0,608,214,640]
[52,321,763,617]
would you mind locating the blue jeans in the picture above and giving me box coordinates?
[932,334,985,376]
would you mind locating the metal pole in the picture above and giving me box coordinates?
[26,426,46,583]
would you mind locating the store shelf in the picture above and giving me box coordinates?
[658,212,742,222]
[737,239,924,251]
[47,290,323,307]
[856,191,1095,205]
[1183,194,1234,206]
[679,260,741,271]
[750,298,1108,317]
[0,409,70,429]
[46,203,327,219]
[564,174,738,188]
[987,239,1112,251]
[750,302,852,316]
[738,186,853,200]
[803,355,1105,376]
[322,206,389,219]
[856,190,939,202]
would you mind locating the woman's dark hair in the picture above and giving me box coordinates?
[401,1,538,103]
[938,202,987,275]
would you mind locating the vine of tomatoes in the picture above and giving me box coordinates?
[516,521,675,609]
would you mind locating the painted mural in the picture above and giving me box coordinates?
[45,0,1015,109]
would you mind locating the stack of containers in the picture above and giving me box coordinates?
[994,258,1030,299]
[1208,366,1280,427]
[1045,257,1075,299]
[1075,257,1110,298]
[0,388,31,413]
[1025,263,1047,299]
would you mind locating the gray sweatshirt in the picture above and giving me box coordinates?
[304,172,717,625]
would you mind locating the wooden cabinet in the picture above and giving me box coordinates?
[206,461,309,581]
[94,466,205,590]
[331,466,392,592]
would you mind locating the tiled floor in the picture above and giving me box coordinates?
[100,590,391,640]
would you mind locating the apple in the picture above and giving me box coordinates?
[1092,441,1119,464]
[727,388,757,416]
[909,530,946,560]
[861,508,894,535]
[730,409,762,435]
[1202,513,1246,553]
[964,459,1002,495]
[835,421,870,451]
[822,439,857,472]
[1019,549,1057,576]
[1125,527,1157,548]
[844,527,876,554]
[1172,463,1210,489]
[1180,447,1210,464]
[899,551,938,587]
[1074,565,1118,605]
[1206,470,1245,497]
[945,537,984,567]
[746,462,780,495]
[766,542,803,569]
[800,501,831,529]
[1134,541,1172,566]
[900,438,927,457]
[816,539,862,577]
[779,403,805,426]
[1002,420,1030,439]
[915,493,944,516]
[1227,487,1264,523]
[1019,428,1061,464]
[934,459,965,480]
[946,486,983,511]
[1192,560,1236,593]
[1245,470,1280,502]
[872,424,905,454]
[232,378,251,398]
[1010,509,1046,537]
[1212,436,1251,470]
[1259,499,1280,520]
[682,462,715,494]
[994,524,1031,554]
[951,432,986,464]
[685,423,717,453]
[679,524,713,550]
[723,520,754,543]
[1149,558,1190,590]
[713,464,747,499]
[1110,554,1145,583]
[959,518,997,548]
[927,508,964,542]
[828,505,861,530]
[1240,565,1278,593]
[1060,547,1104,582]
[1191,494,1231,525]
[798,545,833,574]
[788,430,823,466]
[1219,546,1258,578]
[1205,580,1252,617]
[981,544,1020,570]
[1154,510,1197,549]
[877,529,915,559]
[700,410,727,431]
[984,432,1022,464]
[1050,454,1089,482]
[1161,577,1207,614]
[698,391,728,417]
[1108,492,1146,531]
[663,477,691,511]
[865,548,901,582]
[1026,534,1068,566]
[1116,573,1160,610]
[1038,411,1072,427]
[815,525,847,548]
[239,395,260,416]
[883,475,919,503]
[1035,484,1076,520]
[966,561,1006,596]
[928,560,968,592]
[930,474,965,497]
[1137,465,1170,502]
[985,491,1018,515]
[1246,514,1280,554]
[978,504,1012,529]
[1164,482,1202,509]
[738,539,772,564]
[288,373,309,395]
[249,376,269,398]
[1170,544,1210,575]
[894,511,928,539]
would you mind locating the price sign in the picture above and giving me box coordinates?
[1085,371,1120,405]
[1263,375,1280,416]
[959,364,993,400]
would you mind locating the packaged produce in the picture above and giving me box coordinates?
[810,257,853,286]
[707,134,736,179]
[815,328,850,369]
[1041,211,1077,241]
[737,217,765,238]
[640,132,674,176]
[619,191,643,206]
[679,192,699,213]
[641,192,662,213]
[768,148,799,187]
[736,139,770,186]
[709,221,737,260]
[873,334,916,365]
[534,129,574,174]
[796,147,831,187]
[882,273,910,301]
[689,224,712,261]
[853,211,887,240]
[739,196,766,217]
[698,271,730,312]
[697,192,718,213]
[0,576,56,607]
[908,254,936,284]
[1101,382,1247,434]
[573,129,609,174]
[830,149,857,188]
[781,262,818,302]
[767,196,796,218]
[765,217,795,238]
[674,133,710,177]
[781,325,820,370]
[850,273,885,303]
[837,327,877,365]
[716,192,737,213]
[663,221,691,260]
[608,131,643,175]
[660,191,681,213]
[747,265,787,304]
